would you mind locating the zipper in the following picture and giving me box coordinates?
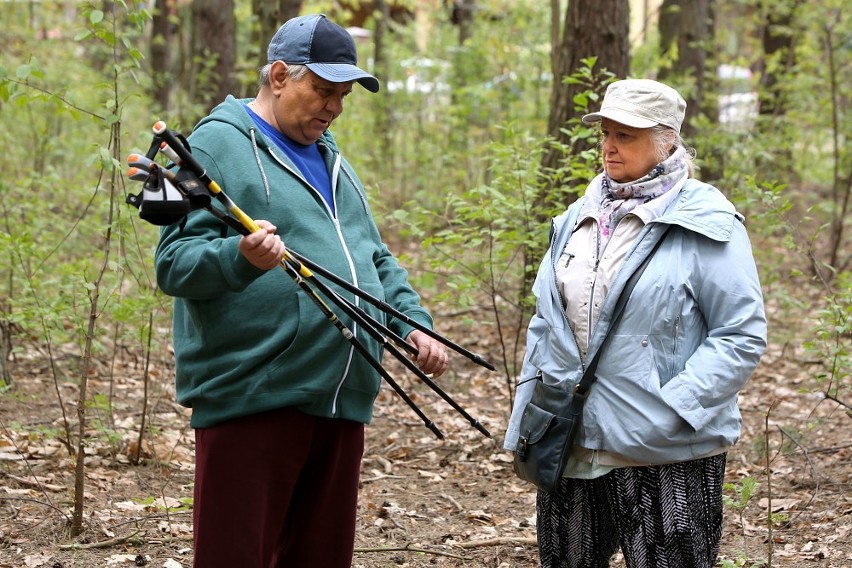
[329,151,341,220]
[259,141,356,415]
[550,216,585,372]
[670,315,680,377]
[586,225,603,346]
[330,152,361,416]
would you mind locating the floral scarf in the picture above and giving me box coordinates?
[595,146,689,251]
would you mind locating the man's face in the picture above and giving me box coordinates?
[271,65,354,145]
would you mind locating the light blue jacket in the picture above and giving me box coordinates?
[504,179,767,464]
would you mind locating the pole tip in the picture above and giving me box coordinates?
[474,421,492,438]
[475,356,497,372]
[153,121,166,134]
[427,421,444,440]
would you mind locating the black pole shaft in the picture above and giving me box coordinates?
[185,195,445,438]
[155,123,494,371]
[280,261,444,440]
[288,249,497,371]
[287,258,491,438]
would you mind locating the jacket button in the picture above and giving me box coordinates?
[641,339,649,347]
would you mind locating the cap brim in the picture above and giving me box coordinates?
[307,63,380,93]
[582,109,658,129]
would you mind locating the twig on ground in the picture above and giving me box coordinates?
[59,530,142,550]
[442,492,463,512]
[454,536,537,548]
[0,496,69,520]
[354,544,468,560]
[0,471,65,492]
[806,441,852,454]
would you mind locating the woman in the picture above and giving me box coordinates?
[504,79,767,567]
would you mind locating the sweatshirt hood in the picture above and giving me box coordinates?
[195,95,341,154]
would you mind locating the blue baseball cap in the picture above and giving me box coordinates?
[267,14,380,93]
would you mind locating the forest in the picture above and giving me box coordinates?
[0,0,849,566]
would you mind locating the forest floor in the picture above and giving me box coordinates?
[0,298,850,568]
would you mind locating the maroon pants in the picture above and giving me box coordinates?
[191,406,365,568]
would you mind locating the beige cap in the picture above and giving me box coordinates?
[582,79,686,133]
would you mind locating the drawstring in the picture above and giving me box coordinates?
[249,127,271,204]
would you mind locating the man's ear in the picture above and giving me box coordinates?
[269,61,289,91]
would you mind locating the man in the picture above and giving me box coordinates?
[155,14,448,567]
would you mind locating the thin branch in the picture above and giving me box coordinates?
[776,425,820,527]
[5,78,106,121]
[59,530,143,550]
[354,544,468,560]
[0,496,70,521]
[454,536,538,548]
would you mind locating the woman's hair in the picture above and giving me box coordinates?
[650,124,696,177]
[258,63,310,89]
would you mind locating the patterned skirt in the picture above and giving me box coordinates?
[536,453,726,568]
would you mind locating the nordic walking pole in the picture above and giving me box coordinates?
[153,121,496,372]
[319,283,492,438]
[274,261,491,438]
[128,153,445,439]
[148,123,493,438]
[288,249,496,371]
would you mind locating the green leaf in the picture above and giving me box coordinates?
[90,10,104,25]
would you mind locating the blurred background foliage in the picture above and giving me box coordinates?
[0,0,848,415]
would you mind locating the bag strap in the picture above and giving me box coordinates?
[575,224,671,396]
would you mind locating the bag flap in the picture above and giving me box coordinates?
[519,403,556,444]
[530,380,574,414]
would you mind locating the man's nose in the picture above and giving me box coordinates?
[326,95,344,115]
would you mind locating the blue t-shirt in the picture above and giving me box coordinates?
[244,105,335,216]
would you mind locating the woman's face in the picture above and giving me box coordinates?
[600,118,660,183]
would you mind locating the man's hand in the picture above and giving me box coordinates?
[406,330,449,378]
[239,220,285,270]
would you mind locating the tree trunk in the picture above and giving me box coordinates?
[541,0,630,194]
[251,0,303,74]
[755,0,801,181]
[658,0,713,139]
[189,0,236,114]
[455,0,475,46]
[373,0,393,156]
[149,0,173,112]
[757,0,800,118]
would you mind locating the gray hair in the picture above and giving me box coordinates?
[258,63,310,89]
[649,125,696,177]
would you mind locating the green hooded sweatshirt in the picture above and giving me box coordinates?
[155,95,433,428]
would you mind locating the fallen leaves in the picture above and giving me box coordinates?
[0,323,850,567]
